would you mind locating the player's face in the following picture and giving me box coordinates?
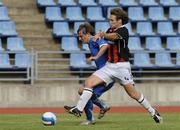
[78,30,89,43]
[109,15,122,29]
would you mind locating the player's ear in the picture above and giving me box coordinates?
[118,19,122,25]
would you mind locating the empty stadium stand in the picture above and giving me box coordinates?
[45,7,64,23]
[155,52,175,67]
[35,0,180,82]
[66,7,85,21]
[148,7,167,21]
[119,0,138,7]
[99,0,118,6]
[37,0,56,8]
[79,0,97,6]
[139,0,158,6]
[57,0,77,6]
[128,36,143,51]
[61,36,80,51]
[166,36,180,51]
[0,6,10,21]
[0,38,4,51]
[7,37,26,51]
[145,37,164,51]
[52,21,72,37]
[2,0,180,83]
[133,52,154,68]
[0,53,12,68]
[128,7,147,21]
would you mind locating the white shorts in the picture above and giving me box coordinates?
[93,62,134,86]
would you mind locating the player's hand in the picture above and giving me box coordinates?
[93,33,101,42]
[87,56,97,62]
[93,32,105,42]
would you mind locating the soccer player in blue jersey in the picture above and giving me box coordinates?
[65,23,114,125]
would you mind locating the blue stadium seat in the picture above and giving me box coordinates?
[95,21,109,33]
[70,53,91,69]
[139,0,158,6]
[128,7,146,21]
[148,7,167,21]
[178,22,180,34]
[82,44,90,51]
[45,7,64,22]
[128,36,143,51]
[58,0,77,6]
[61,36,80,51]
[78,0,97,6]
[0,38,4,51]
[0,21,18,37]
[7,37,26,51]
[74,21,85,35]
[166,36,180,51]
[119,0,138,7]
[0,6,10,21]
[52,22,72,38]
[15,53,31,68]
[160,0,178,6]
[66,7,85,21]
[0,53,12,68]
[176,53,180,66]
[125,23,135,36]
[155,52,174,67]
[157,21,176,36]
[145,37,164,51]
[169,7,180,21]
[90,61,97,69]
[87,7,105,21]
[99,0,117,6]
[134,52,153,67]
[137,22,155,36]
[36,0,56,7]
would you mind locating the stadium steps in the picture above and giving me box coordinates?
[16,22,49,30]
[10,15,44,22]
[3,0,77,81]
[22,37,59,51]
[2,0,35,8]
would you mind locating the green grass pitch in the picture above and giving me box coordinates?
[0,113,179,130]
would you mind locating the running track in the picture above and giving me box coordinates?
[0,106,180,114]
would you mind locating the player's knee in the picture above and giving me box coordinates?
[78,87,84,95]
[84,79,94,88]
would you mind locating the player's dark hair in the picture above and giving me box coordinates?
[77,23,95,35]
[110,8,128,25]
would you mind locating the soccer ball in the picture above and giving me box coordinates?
[42,112,57,126]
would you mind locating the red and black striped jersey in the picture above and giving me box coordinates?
[106,26,130,63]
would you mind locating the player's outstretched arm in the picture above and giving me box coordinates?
[88,45,108,62]
[93,32,120,42]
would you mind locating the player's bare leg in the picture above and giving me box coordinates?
[124,83,163,123]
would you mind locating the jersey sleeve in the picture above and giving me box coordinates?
[115,27,129,40]
[97,39,108,48]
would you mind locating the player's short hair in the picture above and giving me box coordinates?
[77,23,95,35]
[110,8,128,25]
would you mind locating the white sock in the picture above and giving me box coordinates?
[138,94,155,116]
[76,88,93,112]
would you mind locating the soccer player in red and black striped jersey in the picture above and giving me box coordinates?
[64,8,162,123]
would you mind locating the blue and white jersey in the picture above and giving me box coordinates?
[88,37,108,69]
